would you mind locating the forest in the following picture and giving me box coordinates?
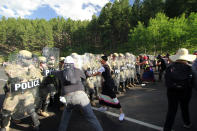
[0,0,196,61]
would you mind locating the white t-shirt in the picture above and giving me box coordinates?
[98,66,105,73]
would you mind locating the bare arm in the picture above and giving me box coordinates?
[91,71,101,76]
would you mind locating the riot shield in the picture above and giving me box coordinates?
[41,47,60,105]
[70,53,83,70]
[4,50,43,120]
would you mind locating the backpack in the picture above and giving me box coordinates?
[165,62,192,89]
[63,64,78,85]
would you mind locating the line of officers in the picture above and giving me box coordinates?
[0,50,137,131]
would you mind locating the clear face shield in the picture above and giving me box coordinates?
[42,47,60,69]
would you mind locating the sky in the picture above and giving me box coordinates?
[0,0,134,21]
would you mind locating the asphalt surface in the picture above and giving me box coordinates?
[0,67,197,131]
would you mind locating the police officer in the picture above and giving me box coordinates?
[59,57,65,70]
[119,53,127,92]
[110,53,121,94]
[38,56,58,117]
[1,50,41,131]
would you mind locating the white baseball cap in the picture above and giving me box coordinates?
[64,56,74,64]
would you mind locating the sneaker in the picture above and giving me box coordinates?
[183,124,192,129]
[98,107,107,112]
[113,98,119,103]
[119,113,125,121]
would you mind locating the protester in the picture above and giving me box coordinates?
[90,55,125,121]
[52,56,103,131]
[163,48,196,131]
[140,56,155,82]
[163,53,170,67]
[157,55,166,81]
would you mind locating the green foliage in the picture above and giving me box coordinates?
[128,12,197,55]
[165,0,197,18]
[0,0,196,57]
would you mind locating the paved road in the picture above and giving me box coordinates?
[0,67,197,131]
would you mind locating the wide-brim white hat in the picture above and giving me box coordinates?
[169,48,196,62]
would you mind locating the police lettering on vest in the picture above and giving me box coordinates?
[11,79,40,92]
[43,69,55,76]
[115,69,120,74]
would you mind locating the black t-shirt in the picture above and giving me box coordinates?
[158,58,166,70]
[52,68,86,96]
[102,64,113,81]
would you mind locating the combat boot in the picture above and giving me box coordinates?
[126,84,132,89]
[1,110,11,131]
[39,110,49,117]
[122,88,126,92]
[129,83,134,87]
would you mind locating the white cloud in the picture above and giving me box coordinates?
[0,0,110,20]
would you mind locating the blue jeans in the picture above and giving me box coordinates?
[58,91,103,131]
